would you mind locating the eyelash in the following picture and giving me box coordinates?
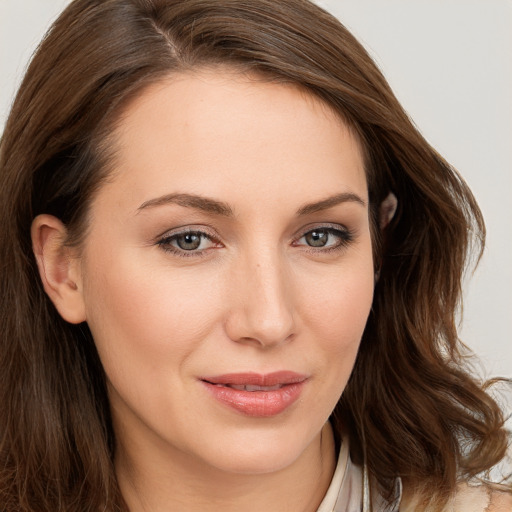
[156,229,220,258]
[156,225,354,258]
[294,225,354,254]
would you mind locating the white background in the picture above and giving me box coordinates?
[1,0,511,377]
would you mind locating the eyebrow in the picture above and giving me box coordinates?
[137,193,234,216]
[137,191,366,216]
[296,192,367,215]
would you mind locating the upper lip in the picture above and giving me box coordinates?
[201,371,308,387]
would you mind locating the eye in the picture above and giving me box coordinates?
[157,230,219,257]
[174,232,204,251]
[294,226,353,251]
[303,229,331,247]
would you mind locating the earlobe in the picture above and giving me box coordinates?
[379,192,398,230]
[31,214,86,324]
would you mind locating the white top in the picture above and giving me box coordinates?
[316,439,367,512]
[315,440,508,512]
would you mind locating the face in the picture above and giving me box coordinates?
[77,70,374,476]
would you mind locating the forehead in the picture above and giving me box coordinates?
[101,69,368,214]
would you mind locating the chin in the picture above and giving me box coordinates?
[211,449,302,475]
[196,427,320,476]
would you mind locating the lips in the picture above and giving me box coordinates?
[201,371,307,417]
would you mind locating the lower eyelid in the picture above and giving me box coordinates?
[155,226,354,257]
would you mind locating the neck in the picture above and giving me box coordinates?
[116,422,336,512]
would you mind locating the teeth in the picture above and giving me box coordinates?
[227,384,283,391]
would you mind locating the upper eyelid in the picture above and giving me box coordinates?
[156,225,220,242]
[157,222,348,240]
[156,222,350,240]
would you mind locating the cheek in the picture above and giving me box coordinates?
[81,248,226,378]
[296,244,374,378]
[303,251,374,335]
[82,228,374,389]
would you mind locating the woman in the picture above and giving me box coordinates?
[0,0,510,510]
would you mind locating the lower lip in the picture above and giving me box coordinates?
[202,381,305,417]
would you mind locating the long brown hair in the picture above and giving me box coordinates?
[0,0,509,510]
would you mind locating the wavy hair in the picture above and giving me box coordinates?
[0,0,509,510]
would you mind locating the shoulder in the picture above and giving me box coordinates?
[484,489,512,512]
[450,484,512,512]
[400,483,512,512]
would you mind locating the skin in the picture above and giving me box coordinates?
[33,70,375,511]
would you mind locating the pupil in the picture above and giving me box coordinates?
[177,233,201,250]
[306,230,328,247]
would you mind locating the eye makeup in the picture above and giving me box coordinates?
[292,223,354,255]
[156,228,222,258]
[155,222,355,259]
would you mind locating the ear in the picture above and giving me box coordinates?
[379,192,398,230]
[31,214,86,324]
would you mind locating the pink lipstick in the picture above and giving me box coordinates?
[201,371,307,417]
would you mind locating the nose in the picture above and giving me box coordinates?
[224,250,296,348]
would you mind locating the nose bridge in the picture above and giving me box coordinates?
[226,242,295,347]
